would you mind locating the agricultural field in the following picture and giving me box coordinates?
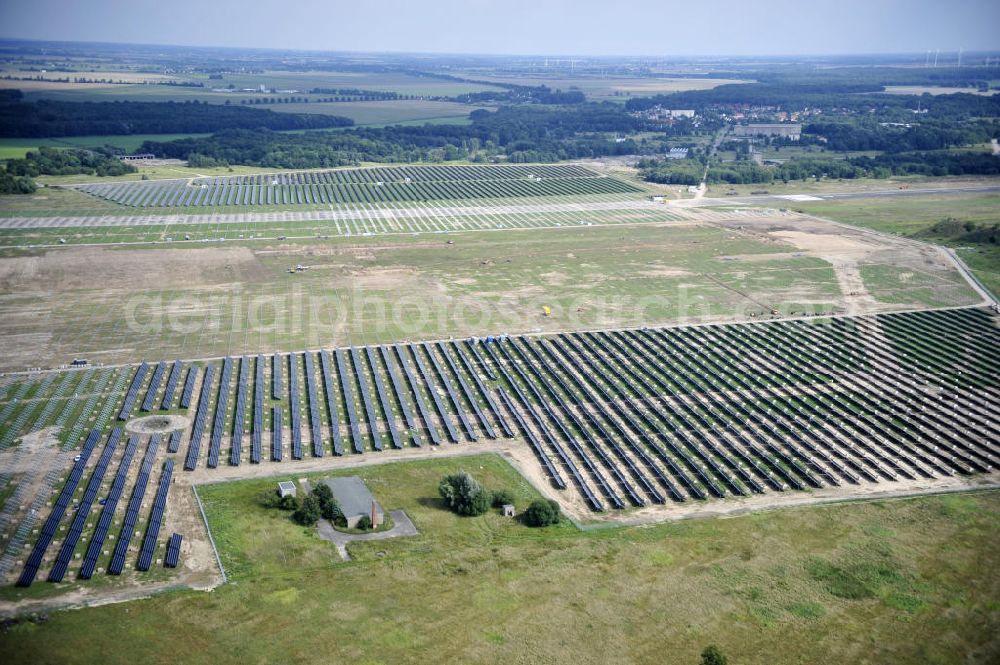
[255,99,485,126]
[11,70,505,103]
[449,73,752,100]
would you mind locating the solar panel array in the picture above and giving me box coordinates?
[16,429,101,587]
[108,434,161,575]
[76,164,642,209]
[380,345,422,447]
[409,344,460,444]
[79,434,141,579]
[13,308,999,588]
[47,429,122,582]
[336,349,364,454]
[136,460,174,571]
[351,347,383,452]
[365,346,402,449]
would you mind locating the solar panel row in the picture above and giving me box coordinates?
[166,429,182,454]
[160,360,184,410]
[140,361,167,412]
[231,356,249,466]
[178,366,198,409]
[271,407,282,462]
[319,350,345,455]
[272,353,282,400]
[288,354,303,460]
[164,533,183,568]
[207,357,233,468]
[136,460,174,571]
[252,354,264,464]
[117,362,150,420]
[184,364,216,471]
[303,352,324,457]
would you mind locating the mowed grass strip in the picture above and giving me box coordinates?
[1,454,998,665]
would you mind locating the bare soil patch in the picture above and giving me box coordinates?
[0,246,265,294]
[125,414,190,435]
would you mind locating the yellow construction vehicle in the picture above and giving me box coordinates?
[542,305,551,317]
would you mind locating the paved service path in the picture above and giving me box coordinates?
[314,510,418,561]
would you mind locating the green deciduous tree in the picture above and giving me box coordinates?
[438,472,491,516]
[292,496,321,526]
[523,499,561,527]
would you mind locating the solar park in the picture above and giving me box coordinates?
[2,306,997,588]
[0,156,998,665]
[73,164,643,209]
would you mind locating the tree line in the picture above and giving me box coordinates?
[0,96,353,138]
[139,103,643,168]
[639,150,1000,186]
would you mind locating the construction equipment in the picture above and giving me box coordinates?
[542,305,551,317]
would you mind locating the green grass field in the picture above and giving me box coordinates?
[704,175,999,198]
[2,454,997,665]
[0,223,854,371]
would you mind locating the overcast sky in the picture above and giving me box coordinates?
[1,0,998,57]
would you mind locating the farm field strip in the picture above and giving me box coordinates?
[2,305,997,588]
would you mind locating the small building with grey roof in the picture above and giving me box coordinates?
[322,476,384,528]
